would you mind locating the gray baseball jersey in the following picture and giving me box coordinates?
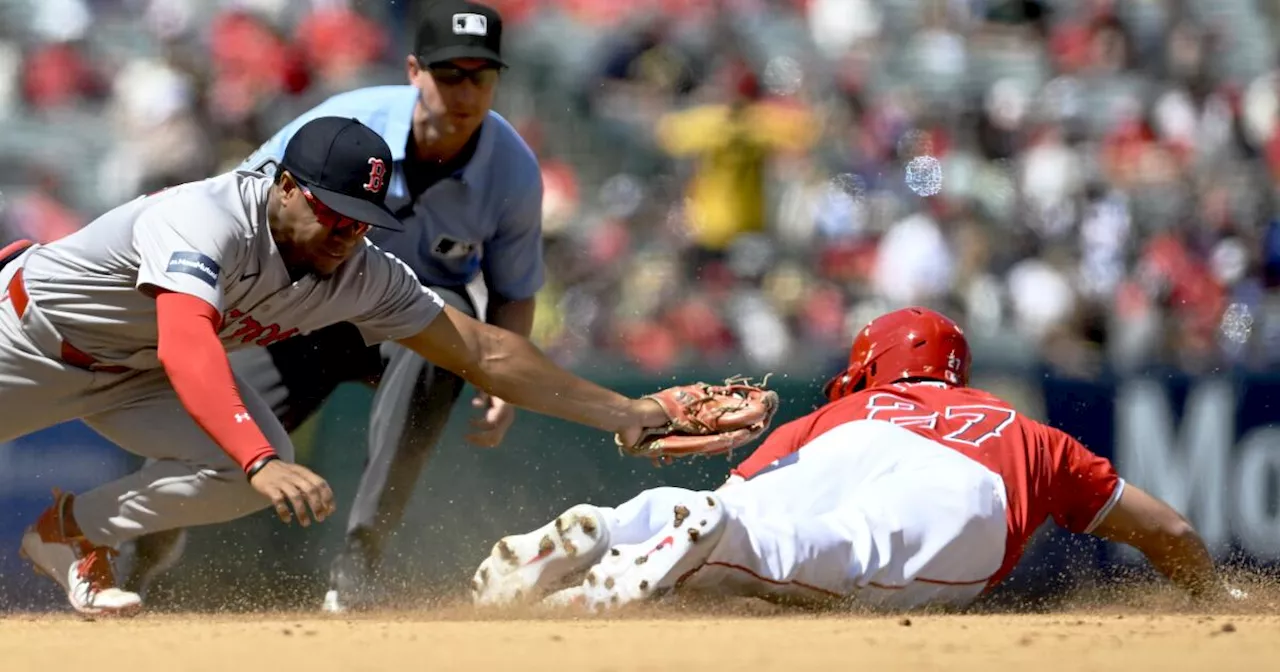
[18,171,445,370]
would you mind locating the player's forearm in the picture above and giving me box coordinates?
[467,326,658,434]
[1094,485,1224,600]
[156,292,276,473]
[486,294,535,338]
[1139,522,1221,599]
[163,350,277,474]
[399,305,666,434]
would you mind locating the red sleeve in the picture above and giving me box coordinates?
[156,291,277,474]
[730,416,810,480]
[1046,426,1123,534]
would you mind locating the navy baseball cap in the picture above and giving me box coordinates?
[414,0,505,67]
[279,117,403,232]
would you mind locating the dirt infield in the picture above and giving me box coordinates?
[3,600,1278,672]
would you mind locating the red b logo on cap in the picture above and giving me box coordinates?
[364,157,387,193]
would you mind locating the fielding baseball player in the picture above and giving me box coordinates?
[0,115,740,616]
[472,307,1236,612]
[124,0,548,612]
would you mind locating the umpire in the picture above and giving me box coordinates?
[125,0,544,613]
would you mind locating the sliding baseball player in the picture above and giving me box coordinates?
[473,307,1240,611]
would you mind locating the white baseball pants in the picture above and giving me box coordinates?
[594,420,1009,610]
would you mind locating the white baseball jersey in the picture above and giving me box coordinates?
[17,171,445,370]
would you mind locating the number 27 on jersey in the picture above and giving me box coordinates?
[863,392,1017,447]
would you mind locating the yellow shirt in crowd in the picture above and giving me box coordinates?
[656,100,818,250]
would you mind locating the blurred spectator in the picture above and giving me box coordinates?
[655,60,817,255]
[207,10,309,126]
[1,165,84,244]
[21,40,105,111]
[97,57,211,204]
[293,6,387,94]
[872,211,954,308]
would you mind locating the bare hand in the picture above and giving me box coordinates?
[465,391,516,448]
[614,398,670,453]
[249,460,336,527]
[1222,580,1250,602]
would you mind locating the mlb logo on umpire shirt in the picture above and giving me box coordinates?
[433,234,477,260]
[167,251,221,288]
[453,13,488,36]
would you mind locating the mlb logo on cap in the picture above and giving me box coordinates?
[453,13,488,36]
[415,0,505,67]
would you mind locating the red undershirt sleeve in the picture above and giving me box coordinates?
[155,290,276,474]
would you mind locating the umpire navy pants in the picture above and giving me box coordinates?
[126,285,476,585]
[238,285,477,558]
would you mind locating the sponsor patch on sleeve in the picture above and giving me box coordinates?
[166,251,221,288]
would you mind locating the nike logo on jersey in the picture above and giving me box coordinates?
[234,413,251,423]
[167,251,220,288]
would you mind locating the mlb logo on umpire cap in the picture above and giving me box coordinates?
[453,13,488,36]
[415,0,505,67]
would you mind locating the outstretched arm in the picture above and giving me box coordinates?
[397,304,668,446]
[1090,484,1227,601]
[463,293,537,447]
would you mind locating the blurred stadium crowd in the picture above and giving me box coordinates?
[3,0,1280,379]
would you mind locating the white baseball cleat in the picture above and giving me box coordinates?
[471,504,610,607]
[581,492,725,611]
[20,490,142,617]
[540,585,588,609]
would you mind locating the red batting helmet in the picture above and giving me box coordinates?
[822,306,971,402]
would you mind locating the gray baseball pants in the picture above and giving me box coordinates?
[0,255,294,549]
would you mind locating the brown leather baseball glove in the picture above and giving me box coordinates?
[616,375,780,461]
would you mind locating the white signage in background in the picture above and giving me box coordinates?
[1114,378,1280,560]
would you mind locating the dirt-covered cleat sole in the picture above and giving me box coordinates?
[582,493,725,612]
[472,504,610,607]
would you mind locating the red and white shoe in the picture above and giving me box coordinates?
[471,504,610,607]
[581,492,725,612]
[19,490,142,617]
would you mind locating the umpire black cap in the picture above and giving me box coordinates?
[279,117,403,232]
[414,0,506,67]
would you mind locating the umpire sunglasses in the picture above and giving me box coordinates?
[429,63,501,87]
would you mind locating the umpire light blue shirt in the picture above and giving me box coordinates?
[239,85,545,300]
